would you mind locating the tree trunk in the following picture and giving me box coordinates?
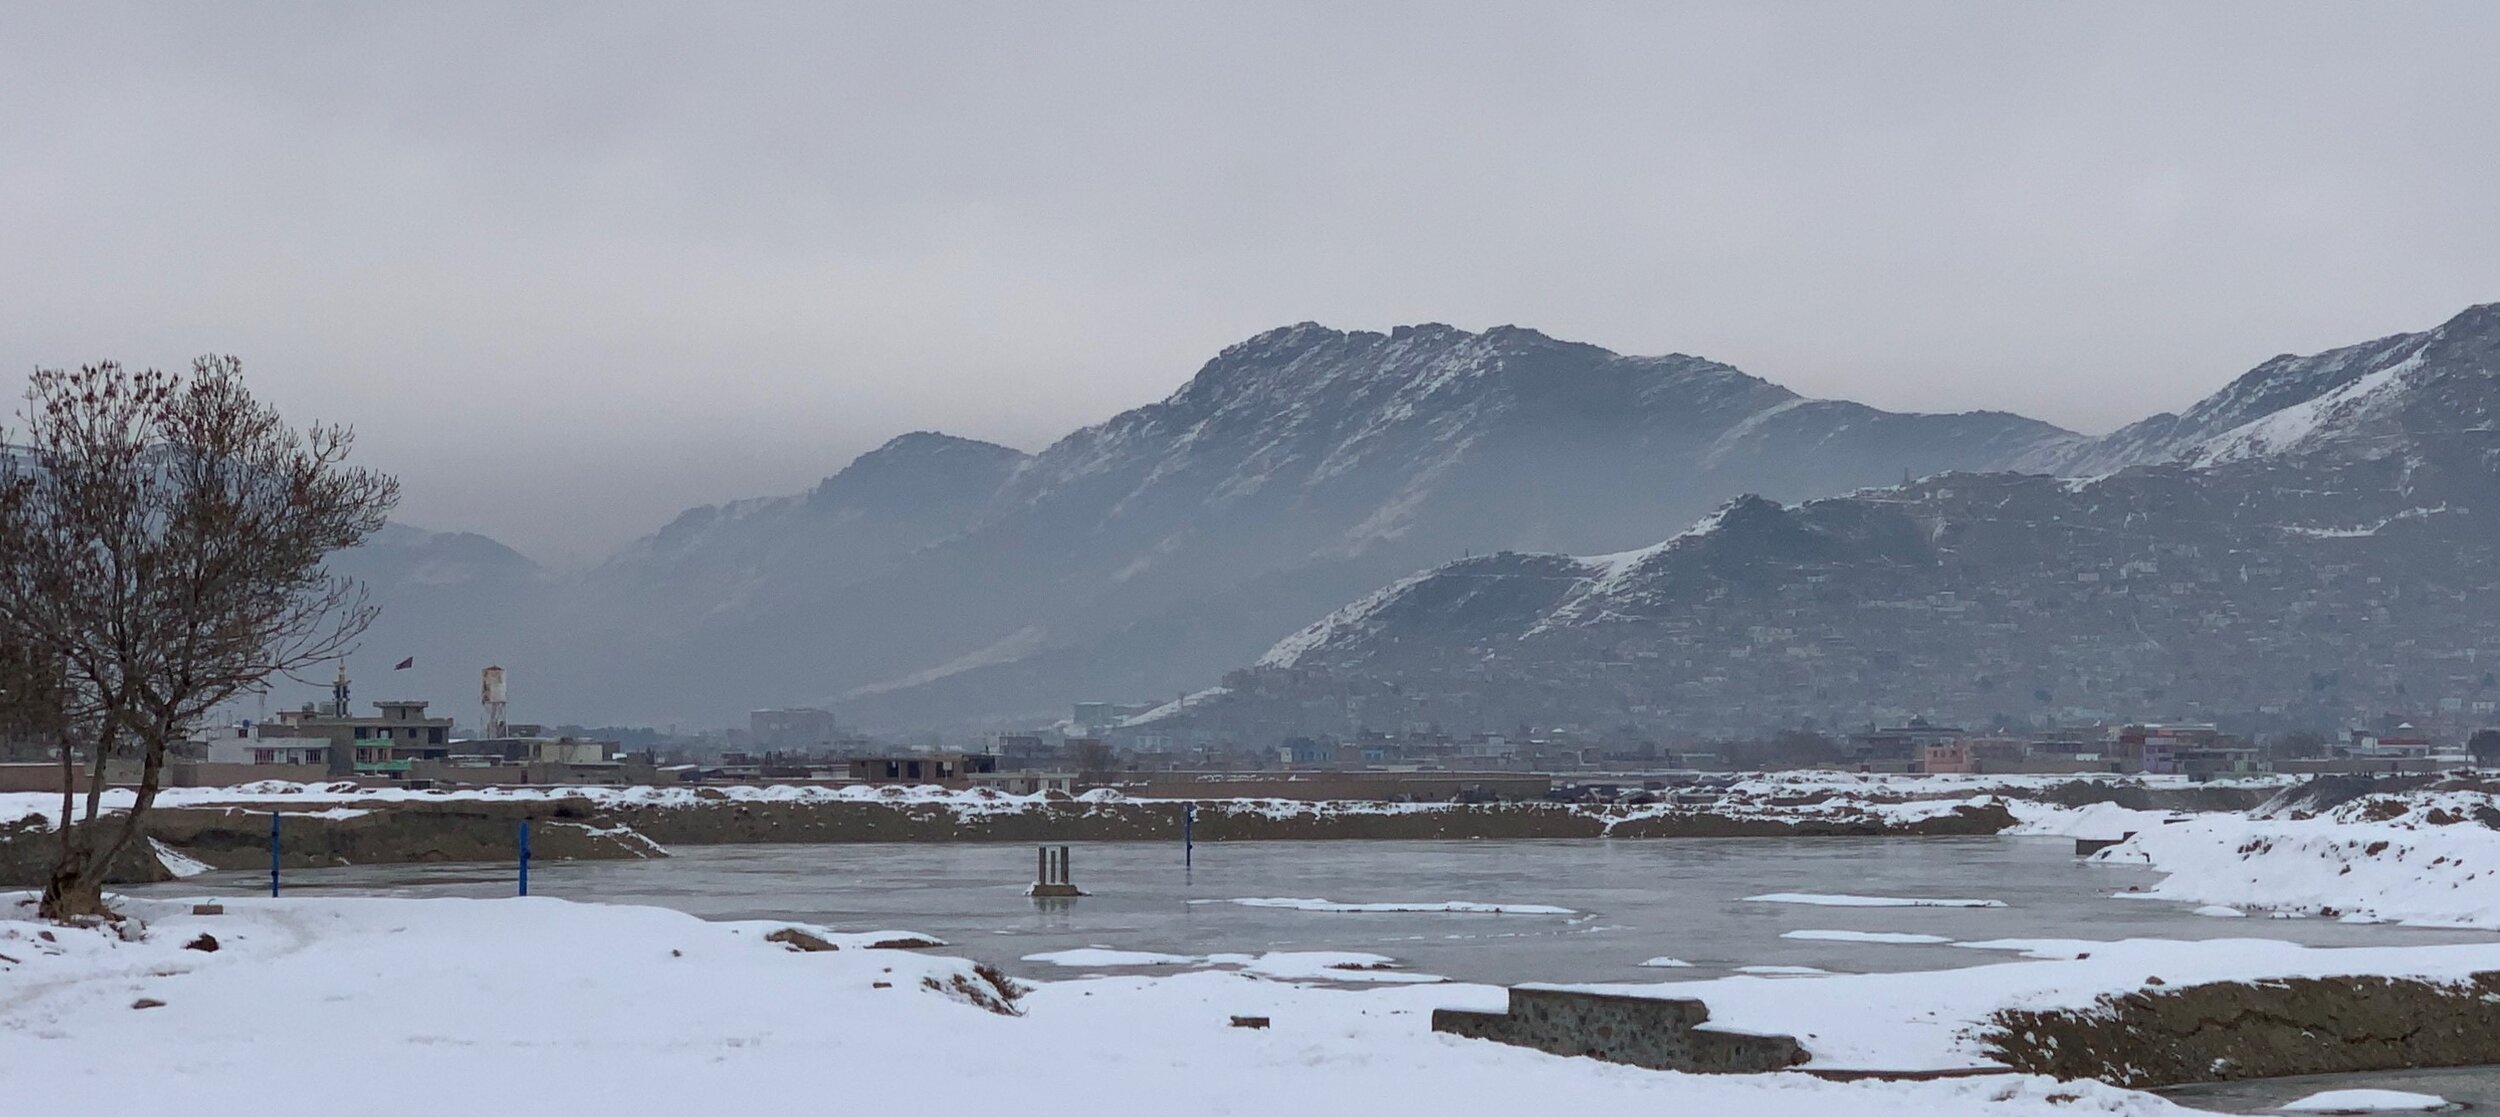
[52,732,72,861]
[83,721,172,903]
[36,844,110,921]
[39,722,139,922]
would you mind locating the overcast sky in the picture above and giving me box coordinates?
[5,3,2497,565]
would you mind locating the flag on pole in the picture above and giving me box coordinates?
[394,657,414,670]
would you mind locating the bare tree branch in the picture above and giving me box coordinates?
[0,356,398,919]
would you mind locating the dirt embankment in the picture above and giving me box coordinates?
[1983,972,2500,1086]
[613,798,2017,845]
[0,801,658,887]
[144,802,661,873]
[0,796,2015,886]
[0,817,171,887]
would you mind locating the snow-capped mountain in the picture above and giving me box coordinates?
[346,303,2500,731]
[372,321,2079,727]
[807,322,2077,729]
[2023,302,2500,474]
[1155,303,2500,741]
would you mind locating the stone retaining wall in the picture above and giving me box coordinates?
[1983,972,2500,1087]
[1432,987,1807,1073]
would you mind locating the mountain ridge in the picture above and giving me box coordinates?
[340,318,2085,727]
[1144,302,2500,741]
[336,303,2498,731]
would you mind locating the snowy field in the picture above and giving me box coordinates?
[2080,787,2500,929]
[18,775,2500,1114]
[1,891,2186,1117]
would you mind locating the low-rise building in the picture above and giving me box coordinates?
[847,753,998,788]
[202,726,332,768]
[2115,723,2220,774]
[969,770,1078,795]
[267,696,456,777]
[1851,717,1966,762]
[2350,724,2437,759]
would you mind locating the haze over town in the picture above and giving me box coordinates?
[6,3,2498,564]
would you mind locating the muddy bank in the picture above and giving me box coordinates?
[1984,972,2500,1087]
[0,797,2016,886]
[0,817,171,887]
[0,802,660,887]
[144,802,663,873]
[611,798,2018,845]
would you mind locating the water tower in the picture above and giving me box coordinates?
[480,666,508,739]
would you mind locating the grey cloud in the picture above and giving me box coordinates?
[4,1,2495,562]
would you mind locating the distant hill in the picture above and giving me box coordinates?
[342,322,2083,728]
[318,523,551,724]
[1141,303,2500,742]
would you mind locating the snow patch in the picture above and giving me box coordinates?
[1781,930,1954,945]
[1024,948,1199,968]
[2280,1089,2454,1113]
[147,840,212,878]
[2185,347,2428,465]
[1195,897,1576,915]
[1746,893,2006,909]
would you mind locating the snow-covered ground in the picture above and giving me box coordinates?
[19,775,2500,1114]
[1545,935,2500,1072]
[2090,787,2500,928]
[0,891,2184,1117]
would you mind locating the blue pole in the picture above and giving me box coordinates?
[1183,802,1194,867]
[518,820,531,897]
[268,811,281,898]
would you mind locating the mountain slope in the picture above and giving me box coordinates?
[321,523,553,724]
[410,321,2083,727]
[580,431,1029,624]
[2022,302,2500,474]
[799,323,2079,730]
[1153,303,2500,741]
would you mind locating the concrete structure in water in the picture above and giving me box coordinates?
[1027,845,1084,898]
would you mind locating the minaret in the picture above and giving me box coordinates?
[332,662,351,718]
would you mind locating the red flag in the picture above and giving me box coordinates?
[394,657,414,670]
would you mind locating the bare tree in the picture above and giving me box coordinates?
[2471,729,2500,769]
[0,638,86,883]
[0,358,397,919]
